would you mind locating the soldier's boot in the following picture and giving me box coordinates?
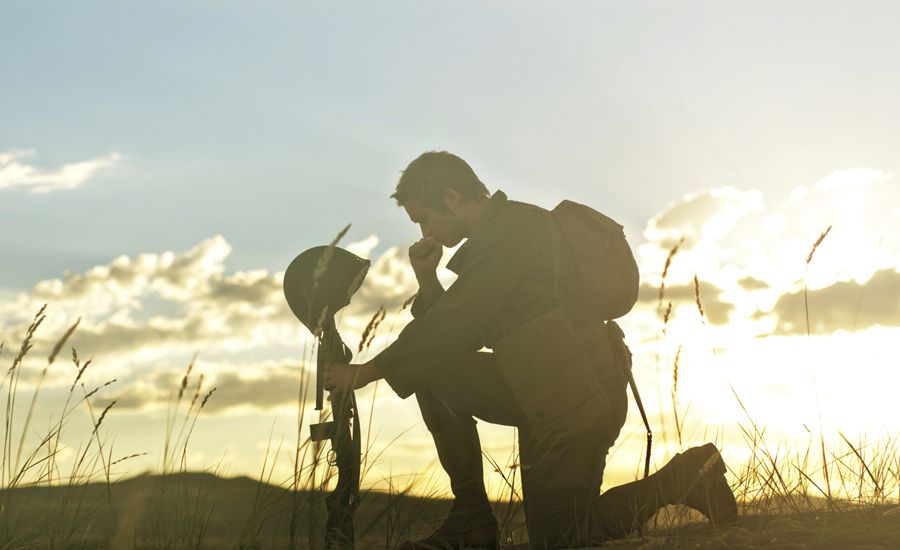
[591,443,737,542]
[656,442,738,526]
[398,429,498,550]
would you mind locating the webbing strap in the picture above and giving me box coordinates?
[543,210,563,298]
[608,321,653,479]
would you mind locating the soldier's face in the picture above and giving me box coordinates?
[403,198,466,247]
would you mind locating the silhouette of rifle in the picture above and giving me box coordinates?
[284,245,370,550]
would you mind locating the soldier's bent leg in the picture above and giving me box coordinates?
[416,387,496,531]
[518,425,609,549]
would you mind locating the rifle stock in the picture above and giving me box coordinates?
[310,321,360,549]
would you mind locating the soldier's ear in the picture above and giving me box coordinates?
[442,188,463,214]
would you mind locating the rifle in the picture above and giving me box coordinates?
[284,245,370,549]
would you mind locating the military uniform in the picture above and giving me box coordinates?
[374,191,633,547]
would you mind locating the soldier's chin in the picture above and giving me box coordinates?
[442,235,463,247]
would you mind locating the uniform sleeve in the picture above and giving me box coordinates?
[409,285,445,318]
[374,209,548,398]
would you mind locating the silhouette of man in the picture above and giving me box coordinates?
[324,151,737,549]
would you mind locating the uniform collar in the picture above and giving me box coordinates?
[446,190,508,274]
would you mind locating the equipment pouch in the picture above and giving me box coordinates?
[493,307,610,444]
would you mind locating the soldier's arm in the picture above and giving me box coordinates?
[372,208,547,398]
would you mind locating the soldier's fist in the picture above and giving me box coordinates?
[408,236,442,279]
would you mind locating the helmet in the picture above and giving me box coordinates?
[283,246,370,334]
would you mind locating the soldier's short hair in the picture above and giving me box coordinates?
[391,151,490,210]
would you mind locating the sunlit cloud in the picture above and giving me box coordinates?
[95,360,313,413]
[636,280,734,325]
[758,267,900,335]
[0,149,121,193]
[0,234,415,403]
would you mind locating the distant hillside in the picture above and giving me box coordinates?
[0,471,490,549]
[3,472,899,549]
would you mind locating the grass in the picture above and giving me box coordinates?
[1,224,899,549]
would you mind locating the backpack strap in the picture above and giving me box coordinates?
[531,209,564,302]
[607,321,653,479]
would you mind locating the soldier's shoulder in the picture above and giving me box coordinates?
[494,200,550,234]
[499,198,547,220]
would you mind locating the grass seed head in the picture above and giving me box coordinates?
[806,225,833,265]
[658,237,685,309]
[662,301,673,336]
[400,293,418,311]
[359,306,386,353]
[178,357,196,401]
[693,274,706,322]
[94,400,117,433]
[48,317,80,365]
[200,387,217,410]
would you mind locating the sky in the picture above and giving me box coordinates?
[2,1,900,498]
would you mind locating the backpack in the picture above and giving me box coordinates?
[549,200,652,478]
[548,200,640,320]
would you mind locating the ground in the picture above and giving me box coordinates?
[2,473,899,549]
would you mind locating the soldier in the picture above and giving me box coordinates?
[324,151,737,549]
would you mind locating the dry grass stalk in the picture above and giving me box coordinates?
[803,225,833,338]
[313,305,330,337]
[806,225,833,265]
[200,387,216,410]
[14,314,81,479]
[188,373,205,412]
[92,400,116,435]
[83,379,116,401]
[657,237,685,311]
[69,348,92,392]
[312,223,352,294]
[10,304,47,373]
[672,344,683,447]
[48,317,80,365]
[359,306,386,353]
[177,357,195,402]
[802,224,835,508]
[693,274,706,324]
[662,301,673,336]
[361,307,387,352]
[110,451,149,467]
[400,293,417,311]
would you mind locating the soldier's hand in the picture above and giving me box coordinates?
[408,236,442,279]
[324,362,377,394]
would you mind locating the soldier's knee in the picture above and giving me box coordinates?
[416,387,474,433]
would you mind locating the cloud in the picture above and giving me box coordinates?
[0,235,416,413]
[1,236,300,359]
[346,234,380,259]
[636,280,735,325]
[635,168,900,307]
[737,276,768,290]
[759,268,900,335]
[643,187,764,248]
[0,149,121,193]
[93,360,314,413]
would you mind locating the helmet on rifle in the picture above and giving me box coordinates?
[283,246,370,335]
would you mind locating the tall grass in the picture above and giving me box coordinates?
[3,220,899,548]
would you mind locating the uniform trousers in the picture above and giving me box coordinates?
[411,350,656,548]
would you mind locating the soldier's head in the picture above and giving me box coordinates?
[391,151,490,247]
